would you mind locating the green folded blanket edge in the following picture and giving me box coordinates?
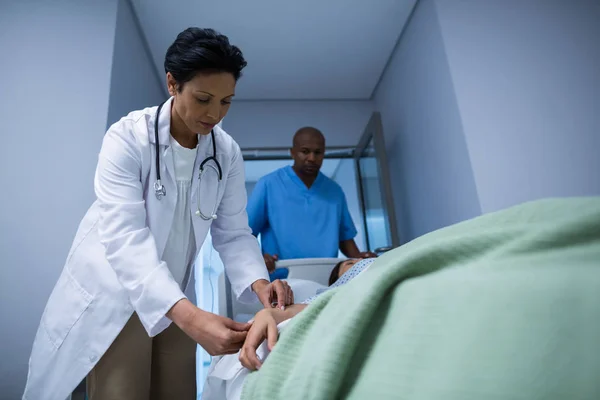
[242,197,600,400]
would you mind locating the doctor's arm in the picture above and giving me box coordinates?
[95,124,186,336]
[211,143,292,308]
[97,125,250,355]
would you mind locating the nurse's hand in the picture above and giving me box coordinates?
[358,251,378,258]
[252,279,294,310]
[263,253,278,272]
[168,299,250,356]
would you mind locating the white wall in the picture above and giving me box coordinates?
[374,0,481,241]
[0,1,119,398]
[224,100,375,148]
[436,0,600,213]
[106,0,166,128]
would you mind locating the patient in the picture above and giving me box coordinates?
[202,258,375,400]
[239,257,374,370]
[328,258,361,285]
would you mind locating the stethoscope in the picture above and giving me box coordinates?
[153,100,223,220]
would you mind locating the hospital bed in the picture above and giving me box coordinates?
[235,198,600,400]
[218,257,343,321]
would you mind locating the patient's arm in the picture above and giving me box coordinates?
[239,304,307,370]
[272,303,307,322]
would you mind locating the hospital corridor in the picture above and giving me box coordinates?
[1,0,599,399]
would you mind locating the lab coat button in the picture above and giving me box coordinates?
[89,354,98,363]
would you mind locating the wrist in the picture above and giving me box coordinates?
[268,304,306,324]
[251,279,269,293]
[167,298,196,329]
[272,308,289,324]
[259,307,286,325]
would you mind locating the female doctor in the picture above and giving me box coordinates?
[23,27,294,400]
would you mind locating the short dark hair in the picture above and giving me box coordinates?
[293,127,325,147]
[328,261,344,286]
[164,27,247,90]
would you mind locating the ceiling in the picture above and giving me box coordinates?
[130,0,416,100]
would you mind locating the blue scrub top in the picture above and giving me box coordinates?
[247,166,357,259]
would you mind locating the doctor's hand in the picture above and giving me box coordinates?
[239,308,279,371]
[262,253,278,272]
[252,279,294,310]
[168,299,250,356]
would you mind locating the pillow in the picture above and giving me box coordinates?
[283,278,327,303]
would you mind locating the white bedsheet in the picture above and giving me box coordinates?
[202,319,293,400]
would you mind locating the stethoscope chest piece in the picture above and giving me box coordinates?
[154,180,166,200]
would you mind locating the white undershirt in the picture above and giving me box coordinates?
[162,135,198,287]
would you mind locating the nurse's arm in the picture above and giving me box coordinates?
[96,123,186,337]
[339,239,377,259]
[211,142,270,303]
[339,239,362,258]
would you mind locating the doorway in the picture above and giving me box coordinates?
[243,155,367,254]
[193,112,399,398]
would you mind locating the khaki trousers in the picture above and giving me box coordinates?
[87,313,196,400]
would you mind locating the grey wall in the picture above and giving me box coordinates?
[374,0,481,241]
[436,0,600,213]
[224,100,375,148]
[0,0,119,398]
[331,159,366,251]
[375,0,600,240]
[106,0,166,129]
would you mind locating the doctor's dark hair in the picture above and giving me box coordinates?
[164,27,247,90]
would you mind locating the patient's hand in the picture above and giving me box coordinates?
[239,304,308,371]
[239,308,278,371]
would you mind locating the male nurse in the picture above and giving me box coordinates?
[247,127,376,276]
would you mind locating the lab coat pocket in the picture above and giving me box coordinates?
[41,271,93,350]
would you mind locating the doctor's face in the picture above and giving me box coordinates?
[167,71,235,136]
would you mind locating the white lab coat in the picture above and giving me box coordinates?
[22,98,269,400]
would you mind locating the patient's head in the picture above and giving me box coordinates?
[328,259,360,286]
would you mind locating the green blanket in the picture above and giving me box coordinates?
[242,198,600,400]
